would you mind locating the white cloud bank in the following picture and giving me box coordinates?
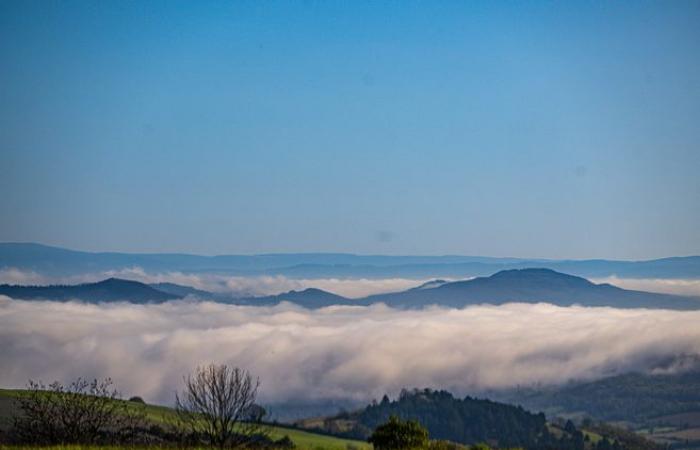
[1,297,699,407]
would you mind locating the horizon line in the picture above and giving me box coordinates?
[1,241,698,263]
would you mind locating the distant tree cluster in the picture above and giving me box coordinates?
[367,415,527,450]
[355,389,549,448]
[368,415,429,449]
[347,388,635,450]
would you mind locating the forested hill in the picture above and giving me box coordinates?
[356,389,549,448]
[0,278,179,303]
[311,389,621,449]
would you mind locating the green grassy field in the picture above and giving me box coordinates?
[0,389,370,450]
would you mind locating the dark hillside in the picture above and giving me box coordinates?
[0,278,179,303]
[363,269,700,310]
[303,388,634,449]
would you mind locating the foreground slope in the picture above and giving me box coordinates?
[0,389,370,450]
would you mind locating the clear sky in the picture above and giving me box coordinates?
[1,1,699,259]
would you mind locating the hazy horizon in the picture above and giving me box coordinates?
[3,241,700,261]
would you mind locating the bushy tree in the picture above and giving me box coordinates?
[11,377,144,445]
[368,415,429,450]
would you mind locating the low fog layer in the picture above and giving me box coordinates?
[1,297,699,406]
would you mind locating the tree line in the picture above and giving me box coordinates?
[329,388,644,450]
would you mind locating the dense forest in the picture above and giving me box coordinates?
[318,389,630,450]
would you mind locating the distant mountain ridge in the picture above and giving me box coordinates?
[1,268,698,310]
[2,242,700,279]
[362,268,700,310]
[0,278,179,303]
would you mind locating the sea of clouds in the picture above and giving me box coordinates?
[2,296,699,408]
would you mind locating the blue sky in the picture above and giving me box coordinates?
[1,1,699,258]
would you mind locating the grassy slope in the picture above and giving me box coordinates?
[0,390,370,450]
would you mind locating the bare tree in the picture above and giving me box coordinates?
[175,364,268,448]
[11,377,145,445]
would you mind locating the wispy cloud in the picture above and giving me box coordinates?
[1,298,698,407]
[0,268,48,285]
[591,276,700,297]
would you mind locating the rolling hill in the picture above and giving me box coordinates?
[0,278,180,303]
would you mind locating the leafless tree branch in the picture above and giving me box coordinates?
[175,364,268,448]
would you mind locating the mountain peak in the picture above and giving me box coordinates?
[486,268,594,286]
[99,277,138,285]
[365,267,699,310]
[490,267,578,277]
[282,288,344,299]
